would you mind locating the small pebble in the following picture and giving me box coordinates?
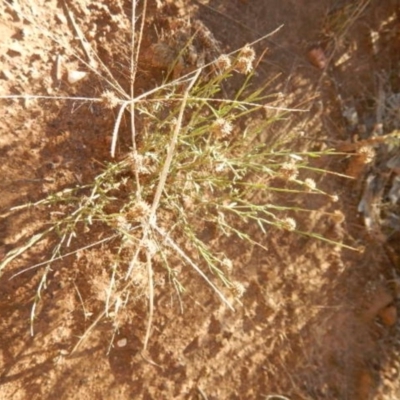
[67,70,87,84]
[117,338,127,347]
[378,305,397,327]
[307,47,327,69]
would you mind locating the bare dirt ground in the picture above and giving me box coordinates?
[1,0,400,399]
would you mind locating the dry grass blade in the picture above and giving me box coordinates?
[0,230,52,274]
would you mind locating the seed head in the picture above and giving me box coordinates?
[358,145,375,164]
[117,215,132,231]
[212,118,233,138]
[221,258,233,274]
[215,54,232,73]
[281,217,296,231]
[279,162,299,181]
[215,162,228,173]
[236,56,254,74]
[239,44,256,61]
[101,90,120,109]
[127,152,155,175]
[235,44,256,74]
[304,178,316,191]
[329,194,339,203]
[128,200,151,221]
[144,238,158,257]
[231,281,245,298]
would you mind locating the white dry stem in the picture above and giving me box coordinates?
[125,68,201,352]
[73,281,89,320]
[72,309,106,354]
[129,0,147,198]
[125,68,201,279]
[111,102,129,157]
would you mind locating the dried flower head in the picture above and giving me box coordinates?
[215,54,232,73]
[221,257,233,274]
[127,152,155,175]
[212,118,233,138]
[358,145,375,164]
[235,44,256,74]
[236,56,254,74]
[304,178,316,191]
[231,281,245,298]
[239,44,256,62]
[117,215,132,231]
[281,217,296,231]
[128,200,151,221]
[279,162,299,181]
[329,194,339,203]
[101,90,120,109]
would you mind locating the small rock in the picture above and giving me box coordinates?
[307,47,327,69]
[117,338,127,347]
[378,305,397,327]
[67,70,87,84]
